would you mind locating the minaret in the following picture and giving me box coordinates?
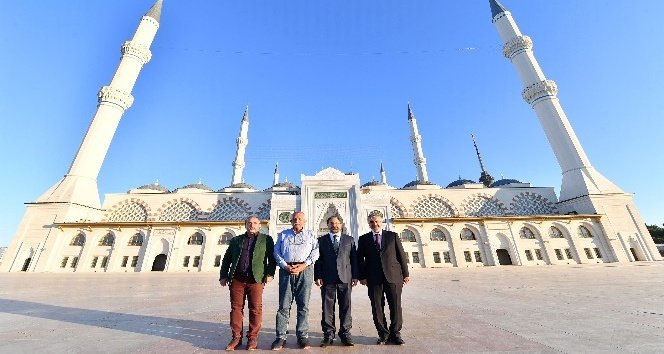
[36,0,163,208]
[471,134,494,187]
[489,0,661,262]
[407,103,429,182]
[231,106,250,186]
[489,0,620,201]
[380,162,387,185]
[273,162,280,186]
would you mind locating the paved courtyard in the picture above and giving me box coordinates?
[1,262,663,353]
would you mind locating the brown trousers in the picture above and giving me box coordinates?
[229,275,264,339]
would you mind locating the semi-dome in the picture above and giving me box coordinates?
[177,183,214,192]
[490,178,523,187]
[361,180,385,188]
[446,179,476,188]
[218,182,257,192]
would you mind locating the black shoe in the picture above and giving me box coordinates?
[391,337,405,345]
[271,338,286,351]
[340,336,354,346]
[320,337,333,347]
[377,336,388,345]
[297,337,311,349]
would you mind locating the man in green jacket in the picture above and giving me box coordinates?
[220,215,276,351]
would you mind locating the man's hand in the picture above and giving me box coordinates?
[403,276,410,285]
[219,279,228,287]
[315,279,324,287]
[263,275,273,284]
[351,279,358,287]
[289,263,305,274]
[359,279,367,286]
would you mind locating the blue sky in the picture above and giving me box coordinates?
[0,1,662,247]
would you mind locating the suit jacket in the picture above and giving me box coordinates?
[357,230,409,285]
[314,233,358,284]
[219,232,276,283]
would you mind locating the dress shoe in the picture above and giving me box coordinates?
[391,337,405,345]
[340,336,354,346]
[297,337,311,349]
[376,336,388,345]
[246,337,258,351]
[320,337,333,347]
[225,337,242,351]
[271,338,286,351]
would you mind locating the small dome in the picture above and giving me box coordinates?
[177,183,214,192]
[490,178,522,187]
[362,180,385,188]
[219,182,256,191]
[446,179,476,188]
[273,181,299,189]
[402,180,435,189]
[135,183,169,193]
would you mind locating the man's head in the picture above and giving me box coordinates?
[368,214,383,233]
[327,215,342,234]
[245,215,261,235]
[291,211,306,232]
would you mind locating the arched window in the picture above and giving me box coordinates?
[128,233,144,246]
[549,226,564,238]
[99,233,115,246]
[578,226,594,238]
[400,229,416,242]
[70,233,86,246]
[460,228,476,241]
[431,229,446,241]
[188,232,204,245]
[520,227,536,239]
[218,232,234,245]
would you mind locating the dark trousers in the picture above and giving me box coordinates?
[320,282,352,338]
[367,279,403,339]
[229,275,264,339]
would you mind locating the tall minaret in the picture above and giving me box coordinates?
[231,106,250,186]
[36,0,163,208]
[471,134,494,187]
[489,0,620,202]
[489,0,661,262]
[380,162,387,185]
[273,162,280,186]
[407,103,429,182]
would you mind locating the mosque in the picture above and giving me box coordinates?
[1,0,660,273]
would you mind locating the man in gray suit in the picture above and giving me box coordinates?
[314,215,358,347]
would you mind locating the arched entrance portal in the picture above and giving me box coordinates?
[21,258,32,272]
[496,249,512,265]
[151,254,167,271]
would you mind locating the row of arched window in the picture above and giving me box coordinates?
[398,225,594,243]
[68,232,236,247]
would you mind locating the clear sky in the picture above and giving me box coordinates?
[0,1,662,247]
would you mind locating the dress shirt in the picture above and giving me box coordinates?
[274,228,320,269]
[374,231,382,249]
[237,233,258,276]
[329,233,340,244]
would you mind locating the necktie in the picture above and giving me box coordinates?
[333,235,339,254]
[375,233,381,250]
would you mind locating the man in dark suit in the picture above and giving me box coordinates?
[314,215,358,347]
[357,213,409,346]
[220,215,276,351]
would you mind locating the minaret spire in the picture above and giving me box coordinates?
[489,0,620,201]
[471,134,494,187]
[380,162,387,185]
[407,103,429,182]
[231,106,250,186]
[273,162,280,186]
[36,1,162,208]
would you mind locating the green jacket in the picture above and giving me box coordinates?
[219,233,276,283]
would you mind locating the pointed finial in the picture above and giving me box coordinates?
[198,177,202,184]
[380,162,385,173]
[145,0,163,22]
[155,179,160,185]
[471,133,494,187]
[274,162,279,173]
[242,105,249,122]
[407,102,415,120]
[489,0,507,19]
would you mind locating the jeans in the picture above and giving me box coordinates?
[275,266,313,339]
